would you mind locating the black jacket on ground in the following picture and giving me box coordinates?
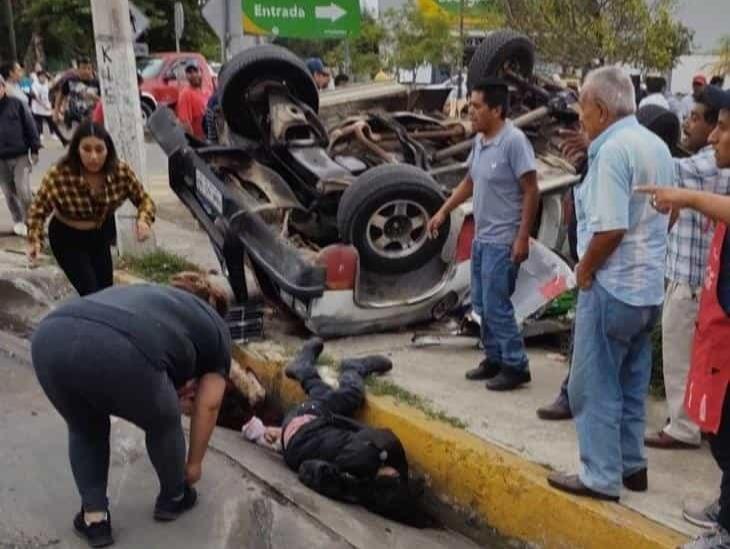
[0,95,40,160]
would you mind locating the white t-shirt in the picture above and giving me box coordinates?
[639,93,670,110]
[31,81,53,116]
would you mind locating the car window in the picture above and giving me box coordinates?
[167,58,197,81]
[138,57,165,79]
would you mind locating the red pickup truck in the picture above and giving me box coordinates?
[137,52,216,116]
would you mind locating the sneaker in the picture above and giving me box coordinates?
[485,367,531,391]
[684,498,721,529]
[340,355,393,378]
[154,484,198,521]
[73,509,113,548]
[12,222,28,237]
[680,526,730,548]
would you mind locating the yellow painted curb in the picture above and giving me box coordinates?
[234,343,688,549]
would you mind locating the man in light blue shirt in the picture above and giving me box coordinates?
[547,67,673,501]
[427,78,539,391]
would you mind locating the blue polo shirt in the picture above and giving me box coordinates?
[468,120,536,245]
[575,115,673,307]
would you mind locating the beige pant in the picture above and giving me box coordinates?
[662,281,701,445]
[0,155,32,224]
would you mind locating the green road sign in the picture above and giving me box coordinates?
[243,0,361,39]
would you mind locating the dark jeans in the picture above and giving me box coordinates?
[31,317,186,512]
[300,368,365,417]
[33,114,67,145]
[711,391,730,531]
[49,216,114,296]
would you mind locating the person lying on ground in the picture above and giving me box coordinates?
[31,272,235,548]
[241,338,433,527]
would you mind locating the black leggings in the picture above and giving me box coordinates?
[711,395,730,531]
[31,317,186,512]
[33,114,68,145]
[49,216,113,296]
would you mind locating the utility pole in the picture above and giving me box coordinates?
[0,0,17,62]
[457,0,465,100]
[90,0,156,256]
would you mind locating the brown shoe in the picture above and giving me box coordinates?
[536,399,572,421]
[547,472,619,502]
[644,430,701,449]
[623,468,647,492]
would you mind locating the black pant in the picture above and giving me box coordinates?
[31,317,186,512]
[710,394,730,530]
[49,216,114,296]
[33,114,67,145]
[300,368,365,417]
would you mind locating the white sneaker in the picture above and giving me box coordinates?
[13,222,28,237]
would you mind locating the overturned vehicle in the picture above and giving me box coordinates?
[149,30,579,337]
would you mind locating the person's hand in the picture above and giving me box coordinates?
[27,242,41,265]
[575,262,594,290]
[52,111,62,124]
[185,462,202,485]
[135,220,151,242]
[558,128,589,169]
[30,153,39,166]
[426,210,447,239]
[635,186,685,215]
[511,236,529,264]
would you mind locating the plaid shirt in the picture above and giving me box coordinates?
[666,146,730,287]
[27,161,155,248]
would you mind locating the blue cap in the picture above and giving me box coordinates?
[306,57,327,75]
[705,84,730,110]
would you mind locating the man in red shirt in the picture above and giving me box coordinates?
[176,64,210,140]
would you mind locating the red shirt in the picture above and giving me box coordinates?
[176,87,210,140]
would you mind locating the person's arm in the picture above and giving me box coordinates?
[26,174,56,260]
[512,171,539,263]
[176,91,194,135]
[53,80,68,120]
[185,372,226,484]
[426,175,474,238]
[576,146,632,289]
[20,101,41,157]
[121,163,156,240]
[637,186,730,226]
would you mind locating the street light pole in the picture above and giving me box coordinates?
[90,0,156,256]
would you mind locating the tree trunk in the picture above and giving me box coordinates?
[23,30,45,72]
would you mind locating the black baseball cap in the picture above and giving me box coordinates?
[705,85,730,110]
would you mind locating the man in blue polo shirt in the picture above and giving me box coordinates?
[427,78,539,391]
[547,66,673,501]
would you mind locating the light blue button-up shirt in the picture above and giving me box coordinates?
[575,115,673,307]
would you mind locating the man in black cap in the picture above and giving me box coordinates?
[243,339,429,526]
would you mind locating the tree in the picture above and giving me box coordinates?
[502,0,692,73]
[711,35,730,78]
[386,0,461,83]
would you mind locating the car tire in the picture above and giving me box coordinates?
[219,45,319,139]
[140,99,155,127]
[337,164,450,274]
[467,29,535,92]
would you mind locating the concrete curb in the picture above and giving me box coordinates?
[233,343,688,549]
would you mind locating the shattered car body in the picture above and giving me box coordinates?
[149,31,579,337]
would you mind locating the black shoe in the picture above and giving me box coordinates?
[154,484,198,522]
[285,338,325,382]
[485,367,531,391]
[465,358,501,380]
[340,355,393,378]
[73,509,113,548]
[537,398,572,421]
[623,468,648,492]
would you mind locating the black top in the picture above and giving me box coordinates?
[47,284,231,387]
[61,76,101,116]
[0,95,41,159]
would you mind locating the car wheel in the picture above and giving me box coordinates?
[467,29,535,92]
[337,164,450,274]
[219,45,319,139]
[140,99,155,128]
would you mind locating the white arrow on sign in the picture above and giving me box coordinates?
[315,3,347,22]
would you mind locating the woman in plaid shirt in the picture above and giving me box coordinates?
[26,121,155,295]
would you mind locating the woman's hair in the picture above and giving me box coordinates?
[169,271,231,318]
[59,120,119,175]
